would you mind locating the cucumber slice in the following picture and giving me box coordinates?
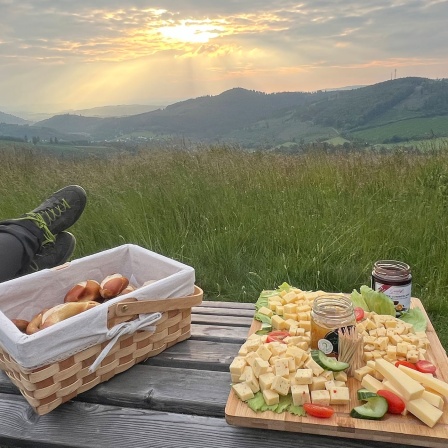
[311,350,350,372]
[350,396,388,420]
[357,388,378,401]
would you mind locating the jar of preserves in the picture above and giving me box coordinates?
[371,260,412,316]
[310,295,355,358]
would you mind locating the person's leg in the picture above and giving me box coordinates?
[19,231,76,276]
[0,231,29,282]
[0,185,86,281]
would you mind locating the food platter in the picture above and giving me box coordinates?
[225,298,448,447]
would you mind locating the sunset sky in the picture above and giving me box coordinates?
[1,0,447,114]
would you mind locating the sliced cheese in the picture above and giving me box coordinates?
[406,397,444,428]
[398,365,448,399]
[360,373,383,393]
[374,358,424,401]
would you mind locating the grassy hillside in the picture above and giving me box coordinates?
[351,116,448,144]
[1,141,448,349]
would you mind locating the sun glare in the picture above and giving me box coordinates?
[158,20,223,44]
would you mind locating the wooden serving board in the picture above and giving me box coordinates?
[225,298,448,447]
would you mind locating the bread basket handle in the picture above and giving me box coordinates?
[107,285,203,328]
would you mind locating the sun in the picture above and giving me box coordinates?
[158,20,223,44]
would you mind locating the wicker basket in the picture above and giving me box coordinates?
[0,285,203,415]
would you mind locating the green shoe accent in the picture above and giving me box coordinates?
[16,185,87,245]
[20,231,76,276]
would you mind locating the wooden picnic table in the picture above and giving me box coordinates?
[0,301,426,448]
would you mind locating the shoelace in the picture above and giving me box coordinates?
[23,198,71,245]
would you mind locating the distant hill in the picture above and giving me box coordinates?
[0,111,30,125]
[3,77,448,146]
[62,104,163,118]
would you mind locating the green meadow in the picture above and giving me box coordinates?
[1,141,448,349]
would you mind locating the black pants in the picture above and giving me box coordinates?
[0,220,42,282]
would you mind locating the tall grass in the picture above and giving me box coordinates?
[1,142,448,348]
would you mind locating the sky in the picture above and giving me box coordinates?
[1,0,448,114]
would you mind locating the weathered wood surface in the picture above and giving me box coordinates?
[0,301,429,447]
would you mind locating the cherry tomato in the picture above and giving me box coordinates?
[354,307,365,322]
[266,330,290,344]
[415,360,437,374]
[395,360,417,370]
[303,403,335,418]
[377,390,406,414]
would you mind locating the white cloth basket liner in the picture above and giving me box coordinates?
[0,244,195,369]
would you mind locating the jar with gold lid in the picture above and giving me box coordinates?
[371,260,412,316]
[310,295,355,358]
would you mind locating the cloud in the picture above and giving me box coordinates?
[0,0,447,110]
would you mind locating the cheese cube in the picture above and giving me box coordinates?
[232,382,254,401]
[406,350,419,363]
[291,384,311,405]
[231,374,241,383]
[386,345,397,360]
[294,368,313,384]
[311,389,330,405]
[283,303,298,314]
[384,319,397,329]
[240,366,260,393]
[238,345,248,356]
[282,291,298,303]
[298,320,311,331]
[354,365,374,382]
[374,336,389,351]
[258,372,276,391]
[268,301,282,311]
[334,371,347,382]
[309,375,327,391]
[329,387,350,405]
[257,306,273,317]
[252,357,270,378]
[324,380,336,390]
[245,338,261,352]
[230,357,247,376]
[272,375,290,396]
[360,374,383,393]
[304,357,325,376]
[321,370,334,381]
[274,306,284,316]
[256,344,272,362]
[274,358,290,377]
[245,351,261,368]
[286,346,307,365]
[262,388,280,406]
[364,319,377,331]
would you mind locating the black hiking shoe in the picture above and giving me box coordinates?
[19,231,76,275]
[16,185,87,244]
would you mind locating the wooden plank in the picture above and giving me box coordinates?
[79,364,230,417]
[225,298,448,448]
[0,393,416,448]
[190,324,249,344]
[198,301,255,310]
[142,339,240,371]
[192,314,254,327]
[193,306,255,318]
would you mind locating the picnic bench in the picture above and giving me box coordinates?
[0,301,428,448]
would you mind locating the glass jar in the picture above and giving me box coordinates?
[371,260,412,316]
[310,295,355,358]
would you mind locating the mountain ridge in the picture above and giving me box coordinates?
[2,77,448,146]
